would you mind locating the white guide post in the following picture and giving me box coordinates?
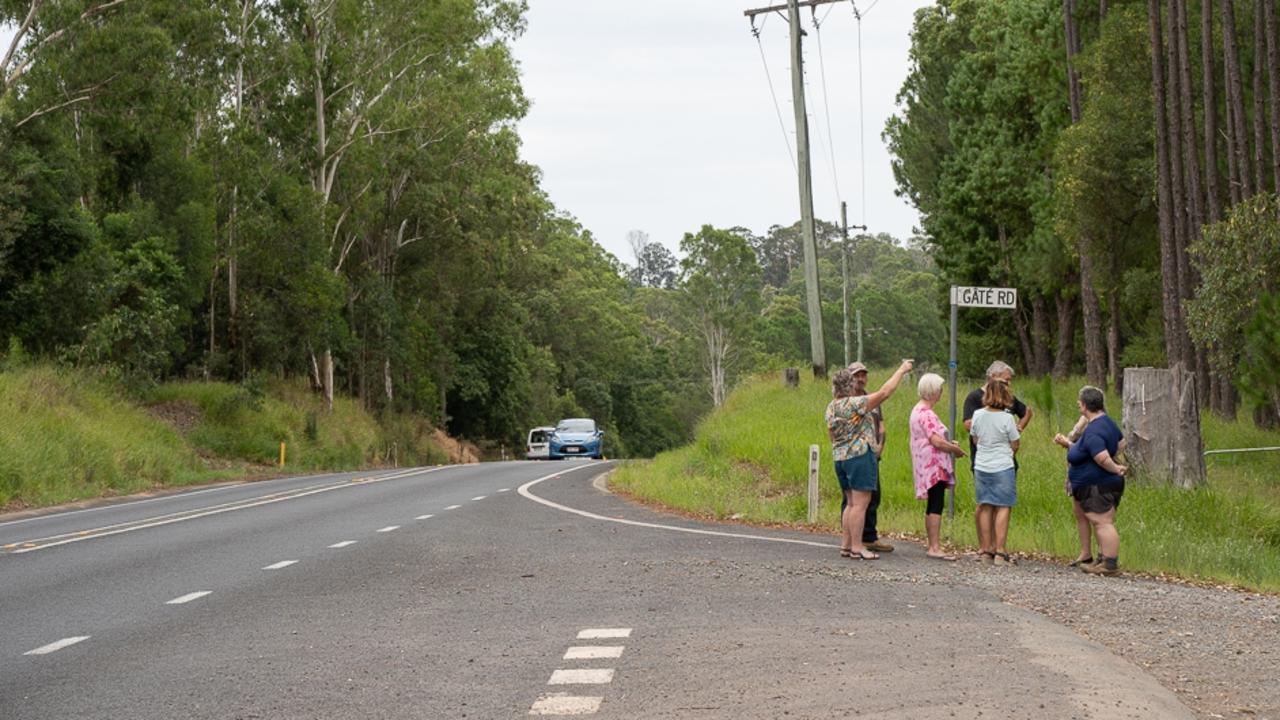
[807,444,820,524]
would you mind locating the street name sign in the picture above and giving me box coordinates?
[951,286,1017,309]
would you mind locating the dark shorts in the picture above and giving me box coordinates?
[1072,481,1124,514]
[835,452,878,493]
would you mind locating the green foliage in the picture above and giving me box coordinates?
[1187,194,1280,374]
[614,369,1280,591]
[1239,292,1280,416]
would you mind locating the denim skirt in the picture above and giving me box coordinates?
[974,466,1017,507]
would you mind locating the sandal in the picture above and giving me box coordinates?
[840,548,854,558]
[1068,555,1094,568]
[851,549,880,560]
[926,552,957,562]
[992,552,1014,566]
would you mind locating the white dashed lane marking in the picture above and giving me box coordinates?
[329,540,357,548]
[498,488,510,493]
[577,628,631,639]
[471,496,486,501]
[166,590,212,604]
[529,693,603,715]
[262,560,298,570]
[564,646,624,660]
[548,668,615,685]
[415,514,434,520]
[376,526,400,533]
[24,636,90,656]
[445,505,462,510]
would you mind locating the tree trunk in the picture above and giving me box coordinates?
[1123,364,1206,487]
[1032,295,1053,376]
[1148,0,1186,367]
[1253,0,1268,193]
[323,348,334,412]
[1013,301,1036,379]
[1164,0,1195,377]
[1053,293,1077,379]
[1175,0,1205,238]
[1223,0,1255,198]
[1203,0,1224,223]
[1108,273,1123,393]
[1265,0,1280,195]
[1066,0,1107,387]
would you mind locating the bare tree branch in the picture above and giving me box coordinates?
[4,0,129,93]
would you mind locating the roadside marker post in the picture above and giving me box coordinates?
[807,444,820,524]
[947,286,1017,521]
[279,442,286,467]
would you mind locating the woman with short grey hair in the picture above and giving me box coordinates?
[909,373,966,559]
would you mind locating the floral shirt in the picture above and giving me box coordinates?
[826,395,875,461]
[909,401,955,499]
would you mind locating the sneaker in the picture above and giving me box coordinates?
[1082,560,1119,576]
[865,541,894,553]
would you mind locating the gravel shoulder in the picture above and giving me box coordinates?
[610,483,1279,720]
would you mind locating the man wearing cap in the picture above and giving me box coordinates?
[846,362,893,553]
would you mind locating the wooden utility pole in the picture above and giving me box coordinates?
[746,0,846,378]
[840,201,867,367]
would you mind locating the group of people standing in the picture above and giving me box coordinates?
[825,360,1128,575]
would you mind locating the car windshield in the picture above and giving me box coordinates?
[556,419,595,433]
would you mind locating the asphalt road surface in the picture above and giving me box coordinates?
[0,461,1194,719]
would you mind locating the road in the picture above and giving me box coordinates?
[0,461,1193,719]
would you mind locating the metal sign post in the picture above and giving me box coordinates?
[947,286,1017,520]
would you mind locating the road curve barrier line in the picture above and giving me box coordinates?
[24,636,91,656]
[0,483,247,530]
[517,466,836,550]
[7,481,360,545]
[6,466,453,554]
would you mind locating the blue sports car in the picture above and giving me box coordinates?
[548,418,604,460]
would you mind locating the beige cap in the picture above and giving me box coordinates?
[847,361,868,375]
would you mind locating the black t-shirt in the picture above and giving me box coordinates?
[963,387,1027,469]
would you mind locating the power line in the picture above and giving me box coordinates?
[751,18,797,172]
[810,8,843,205]
[850,2,871,225]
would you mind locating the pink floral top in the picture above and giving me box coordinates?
[909,401,955,499]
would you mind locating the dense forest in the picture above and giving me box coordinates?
[0,1,941,457]
[886,0,1280,425]
[3,0,1277,457]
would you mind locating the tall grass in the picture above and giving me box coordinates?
[612,369,1280,592]
[0,366,208,508]
[0,365,452,510]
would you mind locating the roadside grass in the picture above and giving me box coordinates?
[148,378,382,470]
[0,365,452,511]
[0,366,212,508]
[612,369,1280,592]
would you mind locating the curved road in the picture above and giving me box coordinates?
[0,461,1192,718]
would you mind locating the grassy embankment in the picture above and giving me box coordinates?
[612,369,1280,592]
[0,364,451,510]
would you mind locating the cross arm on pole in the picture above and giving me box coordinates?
[744,0,848,20]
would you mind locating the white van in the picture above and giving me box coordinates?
[526,426,555,460]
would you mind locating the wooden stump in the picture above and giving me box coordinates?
[1122,364,1206,488]
[783,368,800,388]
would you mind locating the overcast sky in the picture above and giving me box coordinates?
[512,0,935,264]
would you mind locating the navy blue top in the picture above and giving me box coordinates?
[1067,414,1124,490]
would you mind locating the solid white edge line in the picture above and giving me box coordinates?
[0,484,244,529]
[329,540,357,548]
[529,693,603,715]
[376,526,399,533]
[577,628,632,639]
[548,668,615,685]
[564,646,625,660]
[166,591,211,605]
[10,466,453,553]
[24,636,91,655]
[262,560,298,570]
[517,465,835,550]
